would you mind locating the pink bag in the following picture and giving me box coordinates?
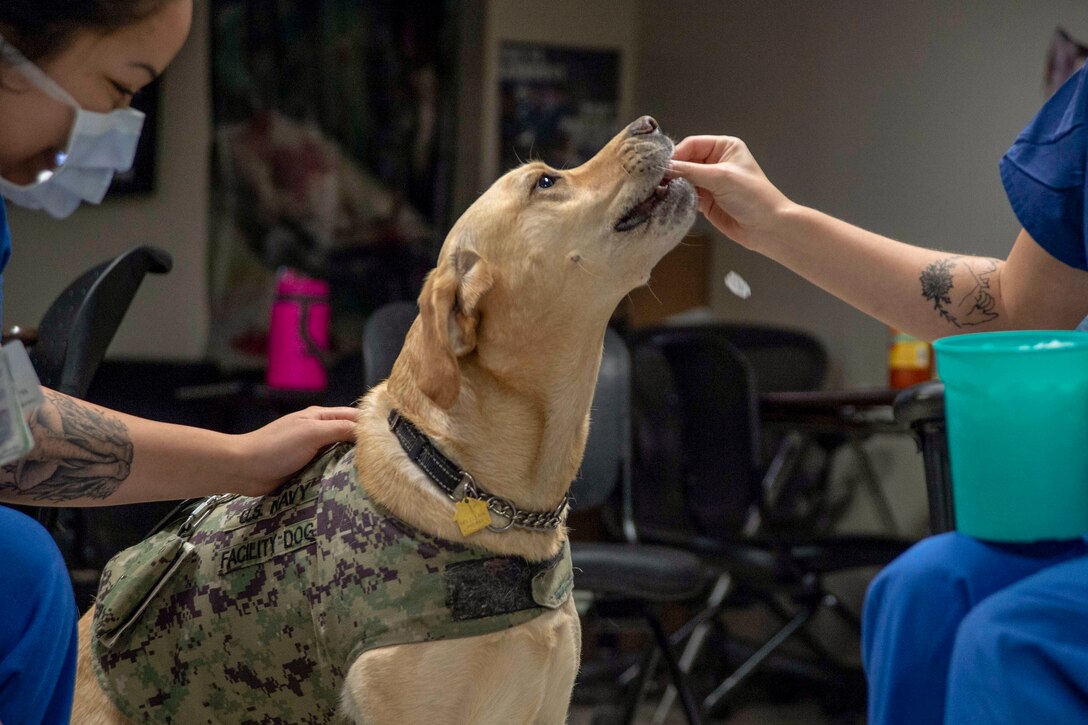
[266,268,330,391]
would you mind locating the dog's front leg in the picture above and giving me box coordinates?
[73,607,130,724]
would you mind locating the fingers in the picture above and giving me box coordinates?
[311,418,357,445]
[668,158,720,188]
[668,136,746,188]
[696,187,715,215]
[302,406,359,422]
[695,188,741,239]
[671,135,722,162]
[671,135,740,163]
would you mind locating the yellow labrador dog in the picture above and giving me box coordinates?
[73,116,695,724]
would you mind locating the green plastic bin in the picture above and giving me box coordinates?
[934,330,1088,541]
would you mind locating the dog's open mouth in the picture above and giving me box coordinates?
[614,177,672,232]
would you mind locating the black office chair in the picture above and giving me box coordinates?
[362,300,419,389]
[24,245,173,398]
[361,302,713,724]
[690,322,899,538]
[6,246,173,605]
[692,323,829,393]
[624,325,912,718]
[569,327,713,725]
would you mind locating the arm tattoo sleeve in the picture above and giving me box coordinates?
[0,392,133,502]
[920,256,999,328]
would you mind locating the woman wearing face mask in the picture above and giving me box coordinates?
[0,3,359,723]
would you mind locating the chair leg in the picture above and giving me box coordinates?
[758,592,843,668]
[703,605,813,715]
[848,437,899,534]
[651,573,732,724]
[620,638,659,724]
[618,600,719,687]
[641,605,705,725]
[750,430,809,534]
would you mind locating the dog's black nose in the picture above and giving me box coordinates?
[628,116,659,136]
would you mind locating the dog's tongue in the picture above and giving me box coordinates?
[616,179,671,232]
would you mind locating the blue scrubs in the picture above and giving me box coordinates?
[863,66,1088,725]
[0,202,79,725]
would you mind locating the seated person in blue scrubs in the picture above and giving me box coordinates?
[0,3,359,723]
[668,66,1088,723]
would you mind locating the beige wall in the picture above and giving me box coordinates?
[3,0,211,360]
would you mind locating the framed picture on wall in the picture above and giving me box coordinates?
[498,42,621,173]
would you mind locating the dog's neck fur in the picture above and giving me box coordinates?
[355,316,607,561]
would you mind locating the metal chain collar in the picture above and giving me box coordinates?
[389,409,571,533]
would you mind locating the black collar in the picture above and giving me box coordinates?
[387,409,570,533]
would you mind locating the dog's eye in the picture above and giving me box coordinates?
[536,174,559,190]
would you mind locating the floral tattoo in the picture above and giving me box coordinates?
[920,256,999,327]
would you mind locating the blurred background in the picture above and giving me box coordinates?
[8,1,1088,384]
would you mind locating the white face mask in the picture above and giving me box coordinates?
[0,35,146,219]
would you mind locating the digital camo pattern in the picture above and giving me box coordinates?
[91,444,573,724]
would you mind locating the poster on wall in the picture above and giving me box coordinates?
[208,1,457,370]
[498,42,621,174]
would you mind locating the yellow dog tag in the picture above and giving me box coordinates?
[454,497,492,536]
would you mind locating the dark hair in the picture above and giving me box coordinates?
[0,0,172,64]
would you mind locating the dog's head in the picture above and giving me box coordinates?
[407,116,697,408]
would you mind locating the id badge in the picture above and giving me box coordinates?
[0,341,42,467]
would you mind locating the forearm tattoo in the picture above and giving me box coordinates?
[919,256,999,327]
[0,392,133,502]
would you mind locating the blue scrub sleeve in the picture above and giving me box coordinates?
[1000,66,1088,271]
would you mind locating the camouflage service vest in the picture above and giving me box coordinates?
[91,443,574,724]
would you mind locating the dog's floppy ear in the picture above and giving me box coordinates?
[416,248,493,409]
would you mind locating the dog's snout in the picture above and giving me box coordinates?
[627,115,659,137]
